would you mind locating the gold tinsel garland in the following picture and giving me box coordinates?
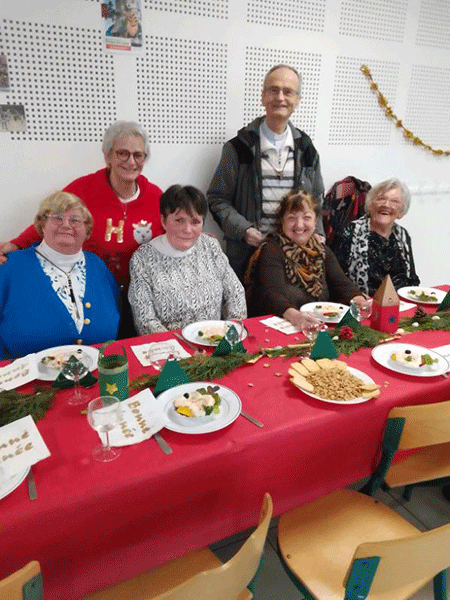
[360,64,450,157]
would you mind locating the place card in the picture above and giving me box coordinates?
[260,316,300,335]
[0,415,50,479]
[100,389,166,447]
[0,354,39,391]
[130,339,190,367]
[399,300,416,312]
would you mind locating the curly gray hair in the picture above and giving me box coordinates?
[365,178,411,218]
[34,191,93,237]
[102,120,150,162]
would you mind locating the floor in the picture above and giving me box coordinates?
[210,482,450,599]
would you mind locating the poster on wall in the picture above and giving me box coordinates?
[101,0,143,53]
[0,104,26,132]
[0,54,10,93]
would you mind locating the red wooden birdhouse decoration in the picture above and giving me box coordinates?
[370,275,399,333]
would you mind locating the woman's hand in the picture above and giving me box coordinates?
[0,242,18,265]
[283,307,321,330]
[351,295,372,310]
[244,227,266,247]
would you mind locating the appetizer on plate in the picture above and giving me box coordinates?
[197,326,225,344]
[41,348,84,369]
[313,303,343,319]
[173,385,221,418]
[407,288,438,303]
[390,349,439,371]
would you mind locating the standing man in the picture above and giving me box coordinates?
[207,64,324,278]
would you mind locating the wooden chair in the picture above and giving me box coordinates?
[278,488,450,599]
[83,493,272,600]
[360,400,450,500]
[0,560,42,600]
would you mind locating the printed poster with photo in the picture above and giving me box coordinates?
[101,0,143,53]
[0,54,10,92]
[0,104,26,132]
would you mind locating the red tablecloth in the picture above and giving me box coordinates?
[1,311,450,599]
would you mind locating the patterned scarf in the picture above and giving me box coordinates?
[276,232,326,298]
[348,215,411,295]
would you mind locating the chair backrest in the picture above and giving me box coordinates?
[345,521,450,598]
[155,493,273,600]
[0,561,42,600]
[389,399,450,449]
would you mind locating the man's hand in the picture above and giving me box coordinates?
[0,242,18,264]
[244,227,266,247]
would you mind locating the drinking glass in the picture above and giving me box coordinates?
[60,352,93,405]
[301,320,322,357]
[350,299,373,323]
[87,396,122,462]
[225,320,245,346]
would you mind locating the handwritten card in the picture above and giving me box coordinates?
[101,389,166,447]
[0,354,39,391]
[260,316,300,335]
[0,415,50,479]
[130,339,190,367]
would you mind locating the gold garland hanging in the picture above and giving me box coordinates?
[360,64,450,157]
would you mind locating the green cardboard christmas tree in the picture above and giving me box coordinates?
[153,358,190,397]
[310,331,338,360]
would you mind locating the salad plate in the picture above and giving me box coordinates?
[0,467,30,501]
[159,382,242,434]
[372,343,449,377]
[34,345,99,381]
[293,366,377,405]
[397,286,445,305]
[300,302,349,324]
[181,320,247,347]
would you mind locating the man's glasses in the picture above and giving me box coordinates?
[115,149,147,164]
[47,213,85,227]
[264,86,299,99]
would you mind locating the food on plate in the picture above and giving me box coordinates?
[407,288,438,303]
[173,385,221,418]
[390,349,439,370]
[313,304,343,318]
[289,361,310,377]
[197,326,225,343]
[41,348,84,369]
[300,358,320,374]
[290,358,380,401]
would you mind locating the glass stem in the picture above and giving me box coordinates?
[104,430,111,452]
[73,374,80,397]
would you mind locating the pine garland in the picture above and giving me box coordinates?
[400,310,450,332]
[0,386,57,427]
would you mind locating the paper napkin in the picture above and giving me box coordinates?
[0,355,38,391]
[260,316,300,335]
[131,339,190,367]
[0,415,50,479]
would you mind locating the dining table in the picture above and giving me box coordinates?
[1,299,450,599]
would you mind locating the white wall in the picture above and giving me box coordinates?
[1,0,449,285]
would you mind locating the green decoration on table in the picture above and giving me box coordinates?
[153,358,190,397]
[0,386,57,427]
[337,309,360,329]
[310,331,338,359]
[98,341,129,401]
[400,310,450,332]
[53,364,97,390]
[212,325,247,357]
[437,291,450,311]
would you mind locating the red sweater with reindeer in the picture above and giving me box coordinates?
[11,168,163,290]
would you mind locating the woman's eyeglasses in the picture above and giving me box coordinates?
[115,150,147,164]
[47,214,85,227]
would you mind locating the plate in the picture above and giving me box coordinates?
[292,366,377,405]
[34,345,99,381]
[181,320,247,347]
[397,286,445,305]
[159,382,242,434]
[372,343,449,377]
[0,467,30,501]
[300,302,349,324]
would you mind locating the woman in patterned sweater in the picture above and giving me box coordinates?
[129,185,246,334]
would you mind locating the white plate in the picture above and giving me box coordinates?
[292,366,377,405]
[0,467,30,501]
[372,343,449,377]
[34,345,99,381]
[397,286,445,305]
[301,302,349,324]
[159,382,242,434]
[181,320,247,347]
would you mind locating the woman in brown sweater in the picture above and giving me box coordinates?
[246,190,367,330]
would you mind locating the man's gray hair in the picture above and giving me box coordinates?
[263,64,301,94]
[102,120,150,161]
[365,178,411,218]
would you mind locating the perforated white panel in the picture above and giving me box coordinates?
[416,0,450,49]
[339,0,407,42]
[329,57,399,145]
[137,36,227,143]
[0,19,116,141]
[144,0,228,19]
[404,65,450,148]
[247,0,325,31]
[243,48,321,140]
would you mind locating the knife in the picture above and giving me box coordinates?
[240,411,264,428]
[154,432,173,454]
[173,332,196,351]
[26,468,37,501]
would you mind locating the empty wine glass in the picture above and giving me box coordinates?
[350,299,373,323]
[87,396,122,462]
[60,352,93,405]
[225,320,244,347]
[302,320,323,357]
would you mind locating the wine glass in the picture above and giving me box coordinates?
[225,320,244,347]
[87,396,122,462]
[60,352,93,405]
[350,299,373,323]
[301,320,323,357]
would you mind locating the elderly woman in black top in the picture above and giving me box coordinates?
[332,178,420,296]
